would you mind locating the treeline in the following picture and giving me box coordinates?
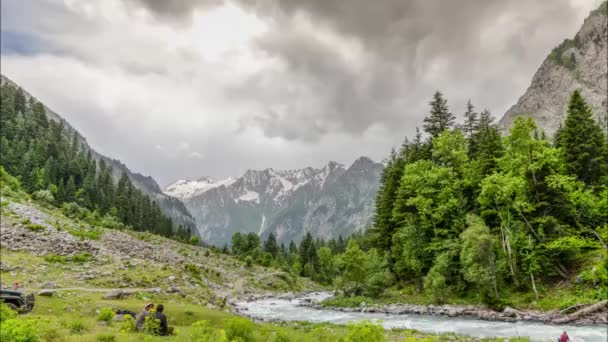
[226,230,393,297]
[0,82,191,239]
[367,90,607,304]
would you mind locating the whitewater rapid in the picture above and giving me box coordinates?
[235,292,607,342]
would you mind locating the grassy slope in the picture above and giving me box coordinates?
[0,193,519,341]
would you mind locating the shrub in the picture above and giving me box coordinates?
[67,225,103,241]
[0,167,22,193]
[97,307,115,322]
[68,319,88,335]
[245,256,253,268]
[71,252,94,263]
[143,314,161,335]
[32,190,54,204]
[191,320,227,342]
[224,317,254,342]
[120,315,136,333]
[44,254,67,264]
[0,318,41,342]
[189,236,200,245]
[95,334,116,342]
[0,303,17,323]
[24,222,45,232]
[61,202,90,220]
[345,321,386,342]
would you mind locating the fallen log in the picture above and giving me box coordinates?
[553,300,608,324]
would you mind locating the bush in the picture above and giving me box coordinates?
[0,318,42,342]
[44,254,67,264]
[32,190,54,204]
[25,222,46,232]
[0,167,22,193]
[224,317,254,342]
[245,256,253,268]
[95,334,116,342]
[71,252,94,263]
[97,308,115,322]
[68,319,88,335]
[0,303,17,323]
[189,236,200,245]
[61,202,90,220]
[143,314,161,335]
[67,225,103,241]
[120,315,136,333]
[191,320,227,342]
[345,321,386,342]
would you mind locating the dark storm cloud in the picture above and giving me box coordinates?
[220,0,589,142]
[129,0,223,20]
[1,0,597,182]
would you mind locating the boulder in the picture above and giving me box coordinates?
[37,289,54,296]
[40,282,55,289]
[103,290,135,300]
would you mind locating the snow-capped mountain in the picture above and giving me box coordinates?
[164,157,383,246]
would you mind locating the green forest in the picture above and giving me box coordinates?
[0,82,192,239]
[229,90,608,309]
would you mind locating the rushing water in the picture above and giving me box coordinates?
[235,292,608,342]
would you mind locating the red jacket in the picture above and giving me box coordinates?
[560,333,570,342]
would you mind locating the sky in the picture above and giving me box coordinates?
[0,0,601,186]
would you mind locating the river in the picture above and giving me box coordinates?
[235,292,608,342]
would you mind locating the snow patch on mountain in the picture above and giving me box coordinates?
[238,190,260,203]
[165,176,236,200]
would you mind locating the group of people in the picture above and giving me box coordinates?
[135,302,172,336]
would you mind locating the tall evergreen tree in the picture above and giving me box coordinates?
[372,149,405,251]
[462,100,478,139]
[423,91,455,138]
[555,90,607,185]
[263,232,279,258]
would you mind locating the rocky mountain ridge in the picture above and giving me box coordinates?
[498,1,607,136]
[165,157,383,246]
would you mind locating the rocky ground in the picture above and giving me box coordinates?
[304,296,608,325]
[0,199,319,309]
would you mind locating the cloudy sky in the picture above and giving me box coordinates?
[0,0,601,185]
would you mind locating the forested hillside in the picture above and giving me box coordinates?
[366,89,607,306]
[0,81,192,239]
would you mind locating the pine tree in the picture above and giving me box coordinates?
[64,175,77,203]
[423,91,455,138]
[372,149,405,251]
[470,109,503,175]
[555,90,607,185]
[263,232,279,258]
[14,87,26,115]
[462,100,478,139]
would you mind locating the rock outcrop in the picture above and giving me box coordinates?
[499,2,607,136]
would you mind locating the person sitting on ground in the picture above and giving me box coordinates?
[154,304,173,336]
[135,302,154,331]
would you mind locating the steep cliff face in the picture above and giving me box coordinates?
[499,2,607,136]
[0,74,196,232]
[165,157,383,246]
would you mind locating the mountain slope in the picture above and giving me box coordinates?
[498,2,608,136]
[0,74,196,231]
[165,157,383,246]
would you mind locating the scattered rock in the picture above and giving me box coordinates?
[40,282,55,289]
[103,290,135,300]
[37,289,54,296]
